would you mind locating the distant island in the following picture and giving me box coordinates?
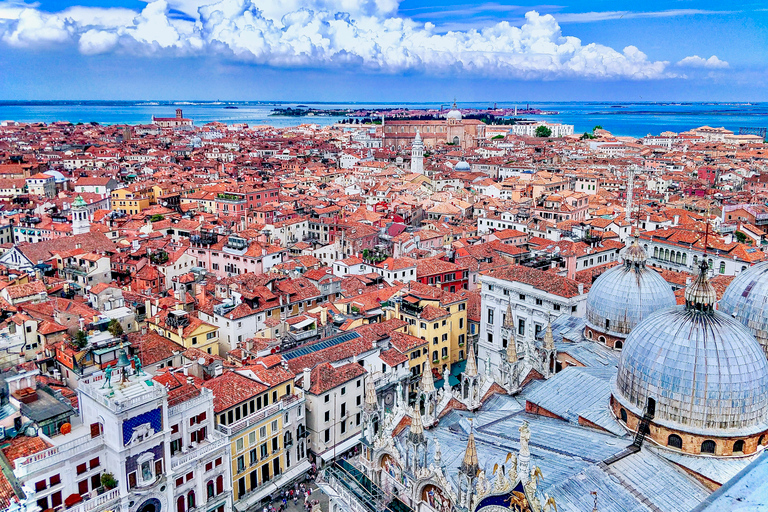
[270,105,555,124]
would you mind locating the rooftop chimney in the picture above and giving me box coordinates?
[302,368,311,392]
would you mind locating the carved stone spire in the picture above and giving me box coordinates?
[420,358,436,394]
[506,334,517,362]
[504,300,514,329]
[543,322,555,351]
[460,428,479,477]
[465,341,478,378]
[408,407,425,443]
[364,370,377,413]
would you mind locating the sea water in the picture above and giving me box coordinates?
[0,101,766,138]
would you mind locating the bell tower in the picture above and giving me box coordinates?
[72,195,91,235]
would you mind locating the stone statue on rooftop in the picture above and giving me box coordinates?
[102,366,112,388]
[133,355,145,376]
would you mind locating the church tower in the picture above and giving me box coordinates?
[410,130,424,174]
[72,195,91,235]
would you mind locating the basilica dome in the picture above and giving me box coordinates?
[446,101,462,121]
[718,260,768,357]
[614,262,768,441]
[454,161,471,172]
[584,239,675,344]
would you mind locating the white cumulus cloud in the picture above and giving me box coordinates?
[0,0,675,80]
[677,55,729,69]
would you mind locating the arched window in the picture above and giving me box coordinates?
[177,497,185,512]
[207,481,215,499]
[187,491,196,509]
[759,435,765,447]
[216,475,223,495]
[719,261,726,274]
[598,336,606,343]
[667,434,683,449]
[682,253,687,265]
[614,341,623,350]
[693,255,698,265]
[586,330,593,340]
[701,440,716,454]
[733,440,745,453]
[620,408,628,423]
[654,247,659,258]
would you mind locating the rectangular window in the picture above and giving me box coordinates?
[272,438,278,452]
[487,309,494,325]
[518,319,525,336]
[324,429,330,442]
[76,463,87,475]
[519,294,525,301]
[260,443,268,458]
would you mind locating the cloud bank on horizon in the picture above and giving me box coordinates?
[0,0,728,80]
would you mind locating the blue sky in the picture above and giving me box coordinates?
[0,0,765,100]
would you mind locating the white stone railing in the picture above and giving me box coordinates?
[171,435,229,470]
[14,435,104,478]
[65,488,119,512]
[168,388,212,417]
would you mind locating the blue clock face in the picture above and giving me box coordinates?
[137,498,162,512]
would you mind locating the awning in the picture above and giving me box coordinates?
[290,317,315,330]
[436,359,466,388]
[233,459,312,512]
[319,434,361,463]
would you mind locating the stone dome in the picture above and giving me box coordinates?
[446,101,462,120]
[585,239,676,338]
[614,262,768,436]
[454,161,471,172]
[446,109,462,120]
[718,260,768,357]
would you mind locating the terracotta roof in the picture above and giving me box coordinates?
[307,362,366,395]
[2,435,52,469]
[202,371,267,413]
[481,265,587,298]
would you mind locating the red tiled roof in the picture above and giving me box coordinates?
[202,371,267,413]
[481,265,587,298]
[307,362,366,395]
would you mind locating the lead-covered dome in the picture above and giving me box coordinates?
[585,238,676,338]
[614,262,768,435]
[718,260,768,357]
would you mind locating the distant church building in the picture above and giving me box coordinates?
[382,102,485,150]
[152,108,193,128]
